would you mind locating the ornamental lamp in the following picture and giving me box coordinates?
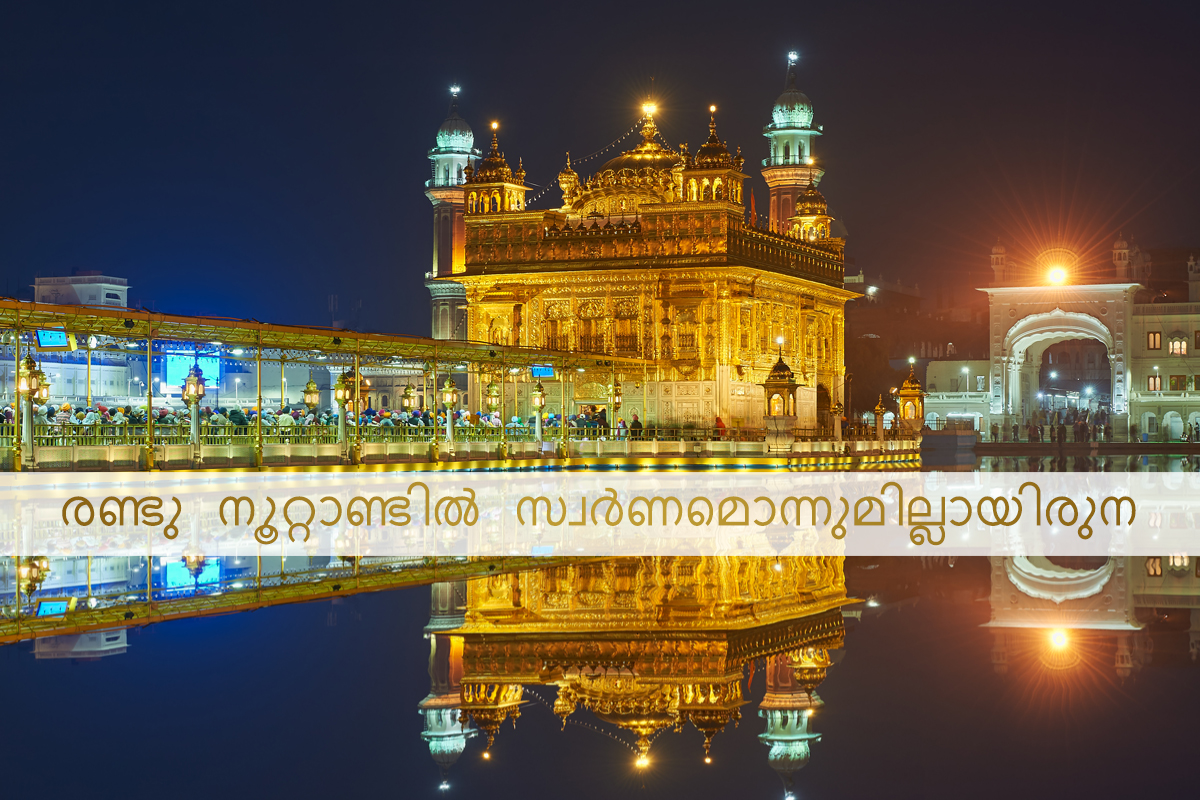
[531,381,546,409]
[17,556,51,598]
[17,355,39,396]
[333,372,350,406]
[303,378,320,411]
[182,363,206,405]
[612,382,623,410]
[441,377,459,407]
[485,380,501,412]
[401,384,416,409]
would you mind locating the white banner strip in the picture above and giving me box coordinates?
[0,470,1188,557]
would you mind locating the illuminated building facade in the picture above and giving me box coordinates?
[922,237,1200,438]
[425,61,853,428]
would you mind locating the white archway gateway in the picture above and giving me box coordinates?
[983,283,1139,432]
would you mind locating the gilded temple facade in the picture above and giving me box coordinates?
[426,62,854,428]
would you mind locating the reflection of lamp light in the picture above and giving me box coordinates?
[17,556,51,598]
[182,545,206,579]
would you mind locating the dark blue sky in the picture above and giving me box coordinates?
[2,0,1198,332]
[3,561,1197,799]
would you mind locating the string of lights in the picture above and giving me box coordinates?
[523,687,640,753]
[525,116,648,208]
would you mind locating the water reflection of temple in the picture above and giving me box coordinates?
[451,557,850,786]
[986,556,1200,678]
[419,581,478,786]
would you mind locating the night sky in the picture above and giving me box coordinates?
[3,1,1199,334]
[3,560,1196,799]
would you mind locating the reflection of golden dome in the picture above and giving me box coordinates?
[687,708,741,756]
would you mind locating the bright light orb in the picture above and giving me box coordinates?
[1048,267,1067,284]
[805,156,815,165]
[1049,629,1069,650]
[636,756,650,769]
[776,336,785,345]
[704,756,712,764]
[787,51,799,64]
[709,104,717,114]
[642,102,657,116]
[482,751,491,760]
[449,85,461,97]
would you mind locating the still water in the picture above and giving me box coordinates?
[2,551,1196,800]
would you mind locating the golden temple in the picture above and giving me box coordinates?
[424,60,854,429]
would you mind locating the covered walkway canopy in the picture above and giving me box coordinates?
[0,297,649,372]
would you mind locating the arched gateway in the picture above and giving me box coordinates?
[984,286,1137,433]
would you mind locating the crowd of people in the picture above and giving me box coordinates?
[2,400,652,440]
[988,407,1115,443]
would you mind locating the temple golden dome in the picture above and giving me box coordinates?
[468,124,517,184]
[767,355,795,383]
[693,109,740,170]
[796,181,827,215]
[899,365,923,392]
[595,115,679,176]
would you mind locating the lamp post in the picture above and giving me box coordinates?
[531,381,546,443]
[441,377,459,452]
[16,355,46,456]
[181,362,207,451]
[333,371,350,445]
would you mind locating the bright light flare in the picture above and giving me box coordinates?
[1049,629,1069,650]
[449,85,461,97]
[490,121,498,131]
[482,751,491,760]
[642,102,657,116]
[1047,267,1067,284]
[704,756,712,764]
[635,756,650,769]
[709,104,717,114]
[787,51,799,64]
